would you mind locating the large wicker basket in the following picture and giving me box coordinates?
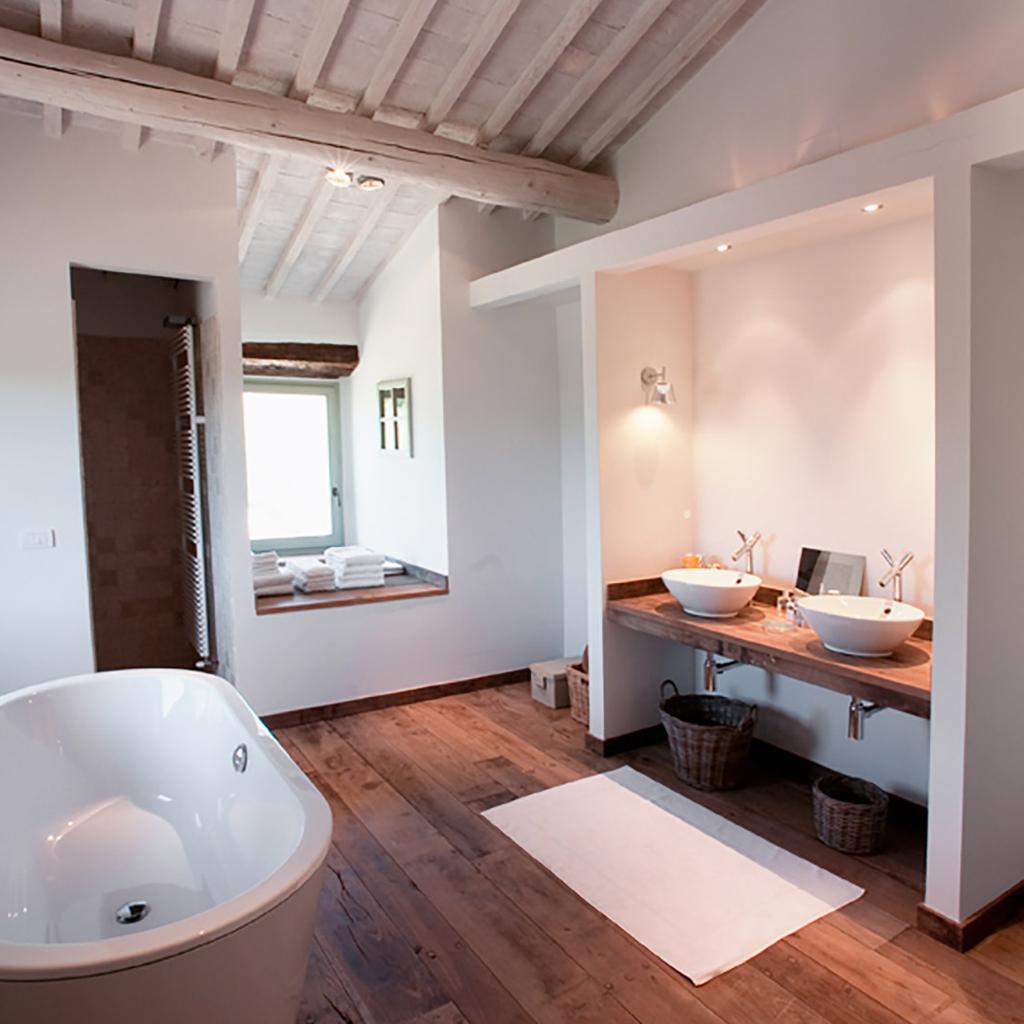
[566,664,589,726]
[812,774,888,854]
[659,681,757,790]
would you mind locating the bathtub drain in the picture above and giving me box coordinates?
[115,901,151,925]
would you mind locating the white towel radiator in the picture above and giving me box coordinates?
[172,323,213,670]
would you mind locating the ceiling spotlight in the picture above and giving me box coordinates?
[715,243,732,253]
[861,202,884,214]
[325,166,353,188]
[357,175,386,191]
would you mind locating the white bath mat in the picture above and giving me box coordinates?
[483,766,863,985]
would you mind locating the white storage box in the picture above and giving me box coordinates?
[529,658,577,709]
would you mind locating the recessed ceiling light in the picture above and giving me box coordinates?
[715,243,732,253]
[357,175,386,191]
[325,166,353,188]
[861,202,884,214]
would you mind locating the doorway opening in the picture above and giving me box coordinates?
[72,267,216,672]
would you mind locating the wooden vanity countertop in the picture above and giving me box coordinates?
[606,583,932,719]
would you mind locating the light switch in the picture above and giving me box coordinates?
[20,529,55,550]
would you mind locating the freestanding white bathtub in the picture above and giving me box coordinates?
[0,669,332,1023]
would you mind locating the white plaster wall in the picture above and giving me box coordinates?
[348,214,448,572]
[556,299,588,658]
[240,293,358,345]
[957,165,1024,916]
[558,0,1024,247]
[592,268,698,738]
[595,269,696,581]
[229,202,569,715]
[0,111,246,697]
[691,217,934,804]
[693,217,935,606]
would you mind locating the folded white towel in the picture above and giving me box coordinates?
[383,560,404,576]
[296,578,337,593]
[336,576,386,590]
[254,583,294,597]
[253,568,294,588]
[335,570,386,585]
[252,551,279,567]
[286,557,335,581]
[325,545,386,569]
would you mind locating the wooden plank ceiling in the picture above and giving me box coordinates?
[0,0,762,302]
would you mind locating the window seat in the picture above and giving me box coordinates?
[255,569,448,616]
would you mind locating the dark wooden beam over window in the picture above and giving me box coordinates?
[242,342,359,379]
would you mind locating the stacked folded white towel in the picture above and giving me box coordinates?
[325,545,387,589]
[252,551,295,596]
[286,556,338,593]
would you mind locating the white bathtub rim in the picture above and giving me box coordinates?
[0,669,333,982]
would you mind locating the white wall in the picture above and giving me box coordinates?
[349,213,448,572]
[691,217,935,802]
[558,0,1024,247]
[240,293,358,345]
[0,111,246,696]
[955,165,1024,917]
[230,202,570,715]
[556,299,588,657]
[693,217,935,605]
[589,268,698,738]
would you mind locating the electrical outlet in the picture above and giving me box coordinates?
[20,529,55,550]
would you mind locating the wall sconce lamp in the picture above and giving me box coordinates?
[641,366,675,405]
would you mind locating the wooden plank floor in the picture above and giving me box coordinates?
[276,683,1024,1024]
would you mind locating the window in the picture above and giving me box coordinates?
[377,378,412,456]
[243,379,343,552]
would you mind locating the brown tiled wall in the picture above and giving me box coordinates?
[77,335,195,670]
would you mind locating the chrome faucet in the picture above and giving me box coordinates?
[879,549,914,602]
[732,530,762,575]
[848,698,883,741]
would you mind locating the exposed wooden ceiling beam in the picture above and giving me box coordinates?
[38,0,62,138]
[476,0,601,146]
[289,0,354,102]
[284,0,436,299]
[265,178,336,296]
[313,190,393,302]
[214,0,259,82]
[122,0,164,150]
[358,0,440,117]
[191,0,260,160]
[242,342,359,378]
[239,152,284,260]
[239,1,353,274]
[570,0,746,169]
[521,0,674,158]
[422,0,520,132]
[0,29,618,222]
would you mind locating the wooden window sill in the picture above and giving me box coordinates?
[255,572,448,616]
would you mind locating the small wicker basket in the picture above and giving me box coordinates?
[812,774,888,854]
[566,664,589,726]
[659,681,757,790]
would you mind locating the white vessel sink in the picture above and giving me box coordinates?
[797,594,925,658]
[661,568,762,619]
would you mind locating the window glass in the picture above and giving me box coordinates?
[243,387,336,544]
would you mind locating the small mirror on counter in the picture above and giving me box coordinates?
[796,547,866,596]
